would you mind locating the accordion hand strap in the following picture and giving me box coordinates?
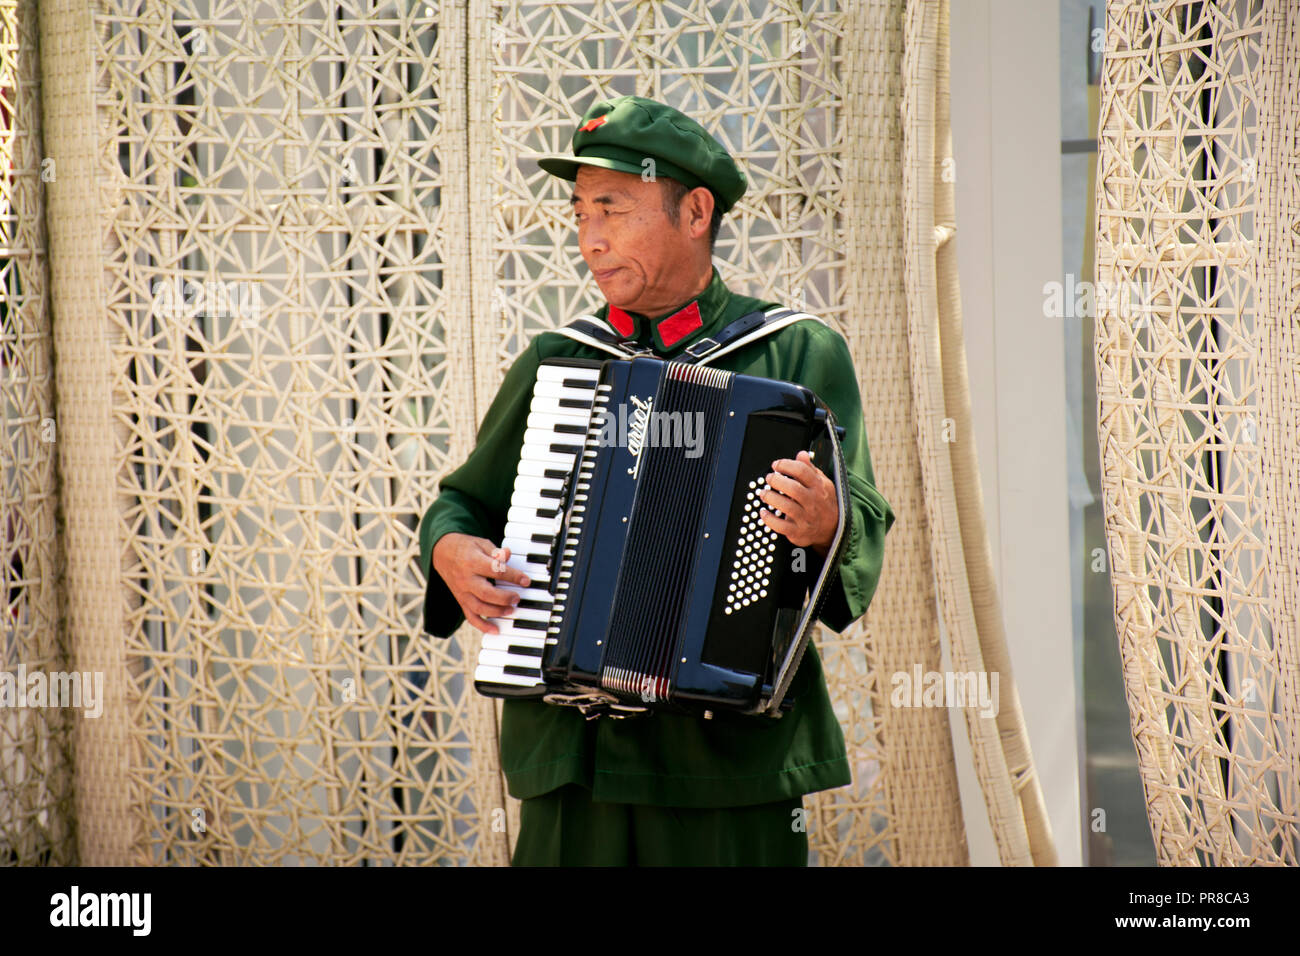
[764,406,852,716]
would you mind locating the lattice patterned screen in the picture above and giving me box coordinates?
[1096,0,1300,864]
[1,0,73,866]
[7,0,1057,866]
[88,1,468,864]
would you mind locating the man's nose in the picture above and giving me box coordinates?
[579,222,608,256]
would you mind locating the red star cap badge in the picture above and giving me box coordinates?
[579,115,608,133]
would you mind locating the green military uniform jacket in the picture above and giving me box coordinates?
[418,266,895,809]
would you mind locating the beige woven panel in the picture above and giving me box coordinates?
[1097,0,1300,864]
[840,0,966,865]
[0,0,74,866]
[82,1,476,864]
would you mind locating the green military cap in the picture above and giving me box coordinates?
[536,94,748,214]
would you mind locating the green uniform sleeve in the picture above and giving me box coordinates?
[418,339,543,637]
[791,325,895,632]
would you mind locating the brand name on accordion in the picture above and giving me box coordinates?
[596,394,705,474]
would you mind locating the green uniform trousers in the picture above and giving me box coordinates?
[511,784,807,866]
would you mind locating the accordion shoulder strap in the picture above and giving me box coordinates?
[549,316,655,359]
[550,306,826,365]
[685,306,826,366]
[764,405,853,716]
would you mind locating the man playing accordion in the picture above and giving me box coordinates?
[419,94,894,866]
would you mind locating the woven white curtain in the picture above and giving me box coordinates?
[1096,0,1300,864]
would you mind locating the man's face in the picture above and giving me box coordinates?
[570,165,704,316]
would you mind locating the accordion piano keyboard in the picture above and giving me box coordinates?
[474,362,603,690]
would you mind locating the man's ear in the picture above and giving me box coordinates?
[689,187,715,240]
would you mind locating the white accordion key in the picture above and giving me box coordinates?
[518,457,579,479]
[526,410,592,433]
[508,483,566,525]
[519,444,583,470]
[474,664,543,688]
[490,617,555,641]
[530,381,597,407]
[523,426,584,453]
[510,483,564,510]
[535,364,600,384]
[501,522,554,542]
[501,539,551,565]
[478,648,547,672]
[498,549,549,580]
[495,603,551,624]
[502,585,559,604]
[480,633,548,653]
[506,505,564,532]
[502,527,550,545]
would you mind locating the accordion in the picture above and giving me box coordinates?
[473,355,849,719]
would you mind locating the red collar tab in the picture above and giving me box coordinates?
[604,299,706,349]
[606,304,635,337]
[656,301,703,348]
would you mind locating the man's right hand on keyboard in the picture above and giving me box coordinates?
[432,533,532,634]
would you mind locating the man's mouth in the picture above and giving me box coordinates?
[594,268,620,281]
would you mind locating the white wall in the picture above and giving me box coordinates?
[948,0,1081,866]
